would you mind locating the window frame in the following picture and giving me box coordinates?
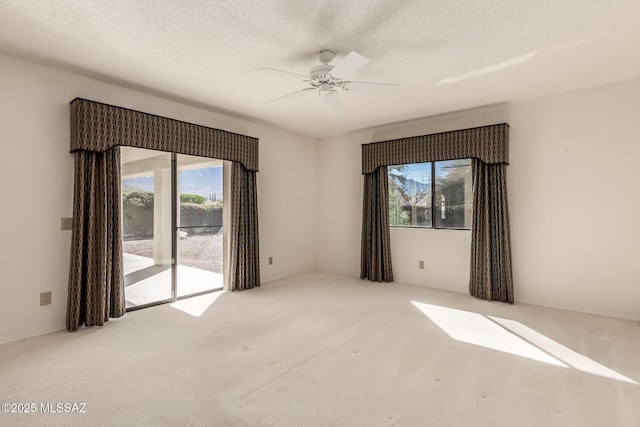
[388,159,472,231]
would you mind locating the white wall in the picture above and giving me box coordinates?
[317,79,640,320]
[0,54,317,344]
[509,81,640,320]
[316,131,365,276]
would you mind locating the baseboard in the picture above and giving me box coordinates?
[0,326,66,345]
[515,297,640,322]
[260,268,319,285]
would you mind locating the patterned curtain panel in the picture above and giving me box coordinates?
[361,166,394,282]
[67,147,125,331]
[469,159,514,303]
[228,162,261,291]
[70,98,259,171]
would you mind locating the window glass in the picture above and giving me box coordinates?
[388,163,432,227]
[434,159,473,229]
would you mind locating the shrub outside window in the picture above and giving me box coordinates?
[388,159,472,230]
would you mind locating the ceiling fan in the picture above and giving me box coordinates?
[258,50,399,115]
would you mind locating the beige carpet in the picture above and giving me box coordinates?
[1,272,639,426]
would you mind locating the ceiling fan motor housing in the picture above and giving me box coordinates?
[309,64,343,93]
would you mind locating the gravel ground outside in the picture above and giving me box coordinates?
[123,233,223,274]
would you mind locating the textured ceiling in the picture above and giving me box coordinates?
[1,0,639,138]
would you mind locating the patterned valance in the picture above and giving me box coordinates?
[70,98,259,171]
[362,123,508,174]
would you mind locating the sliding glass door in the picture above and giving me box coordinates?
[121,148,173,308]
[121,147,223,309]
[176,154,224,297]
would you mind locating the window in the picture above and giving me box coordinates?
[388,159,473,229]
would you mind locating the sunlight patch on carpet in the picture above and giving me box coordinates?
[171,291,224,317]
[411,301,566,367]
[412,301,637,385]
[489,316,637,385]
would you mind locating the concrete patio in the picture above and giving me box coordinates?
[124,252,223,308]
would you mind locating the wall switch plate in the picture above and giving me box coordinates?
[61,217,73,231]
[268,257,273,265]
[40,291,52,306]
[419,260,425,269]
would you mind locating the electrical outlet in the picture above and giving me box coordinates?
[419,260,425,270]
[268,256,273,265]
[40,291,52,306]
[60,217,73,231]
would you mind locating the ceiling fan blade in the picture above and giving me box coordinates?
[324,91,346,116]
[330,51,370,78]
[257,67,308,79]
[266,87,314,104]
[347,80,399,87]
[345,80,400,95]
